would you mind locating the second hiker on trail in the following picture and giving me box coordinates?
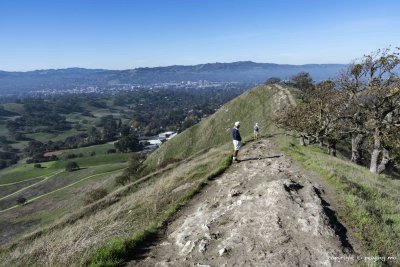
[254,123,260,140]
[232,121,242,162]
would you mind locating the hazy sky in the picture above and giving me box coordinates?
[1,0,399,71]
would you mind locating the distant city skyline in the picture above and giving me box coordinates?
[1,0,400,71]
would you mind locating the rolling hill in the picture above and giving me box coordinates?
[143,83,281,171]
[0,62,345,94]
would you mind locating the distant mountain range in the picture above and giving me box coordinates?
[0,61,346,94]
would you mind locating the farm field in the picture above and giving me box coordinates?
[0,144,129,245]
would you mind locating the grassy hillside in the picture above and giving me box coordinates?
[144,84,278,171]
[0,84,282,266]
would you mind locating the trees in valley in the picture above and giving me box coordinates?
[65,161,79,172]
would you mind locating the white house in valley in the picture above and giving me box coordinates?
[141,131,177,151]
[158,131,176,139]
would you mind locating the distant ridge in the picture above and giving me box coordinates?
[0,61,346,93]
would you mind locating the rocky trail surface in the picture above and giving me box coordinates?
[127,139,361,267]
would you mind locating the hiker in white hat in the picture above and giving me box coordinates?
[232,121,242,162]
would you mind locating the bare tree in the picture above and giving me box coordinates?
[275,79,345,153]
[274,105,310,146]
[337,63,368,164]
[290,72,314,92]
[265,77,282,85]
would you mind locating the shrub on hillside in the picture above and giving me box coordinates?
[115,174,130,186]
[107,148,117,154]
[0,160,6,169]
[84,188,108,205]
[0,151,19,169]
[126,153,144,178]
[115,153,145,186]
[65,161,79,172]
[114,134,142,152]
[17,197,27,205]
[34,163,42,168]
[264,77,282,84]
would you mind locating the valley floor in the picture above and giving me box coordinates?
[127,138,363,267]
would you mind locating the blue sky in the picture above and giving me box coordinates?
[1,0,399,71]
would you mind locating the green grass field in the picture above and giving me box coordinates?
[0,143,123,184]
[26,128,83,142]
[1,103,25,114]
[0,163,57,184]
[61,142,116,156]
[55,153,129,167]
[0,155,119,182]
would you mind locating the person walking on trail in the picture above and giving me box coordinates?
[232,121,242,162]
[254,123,260,140]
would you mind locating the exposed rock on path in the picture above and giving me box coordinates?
[127,139,358,267]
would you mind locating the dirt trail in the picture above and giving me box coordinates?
[273,84,297,108]
[127,139,359,267]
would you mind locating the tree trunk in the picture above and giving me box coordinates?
[318,136,324,147]
[351,133,365,164]
[300,135,306,146]
[377,149,390,174]
[327,139,337,157]
[370,149,380,173]
[369,129,381,174]
[315,133,324,148]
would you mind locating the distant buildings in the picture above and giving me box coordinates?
[13,81,249,98]
[142,131,177,151]
[158,131,176,139]
[148,139,162,146]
